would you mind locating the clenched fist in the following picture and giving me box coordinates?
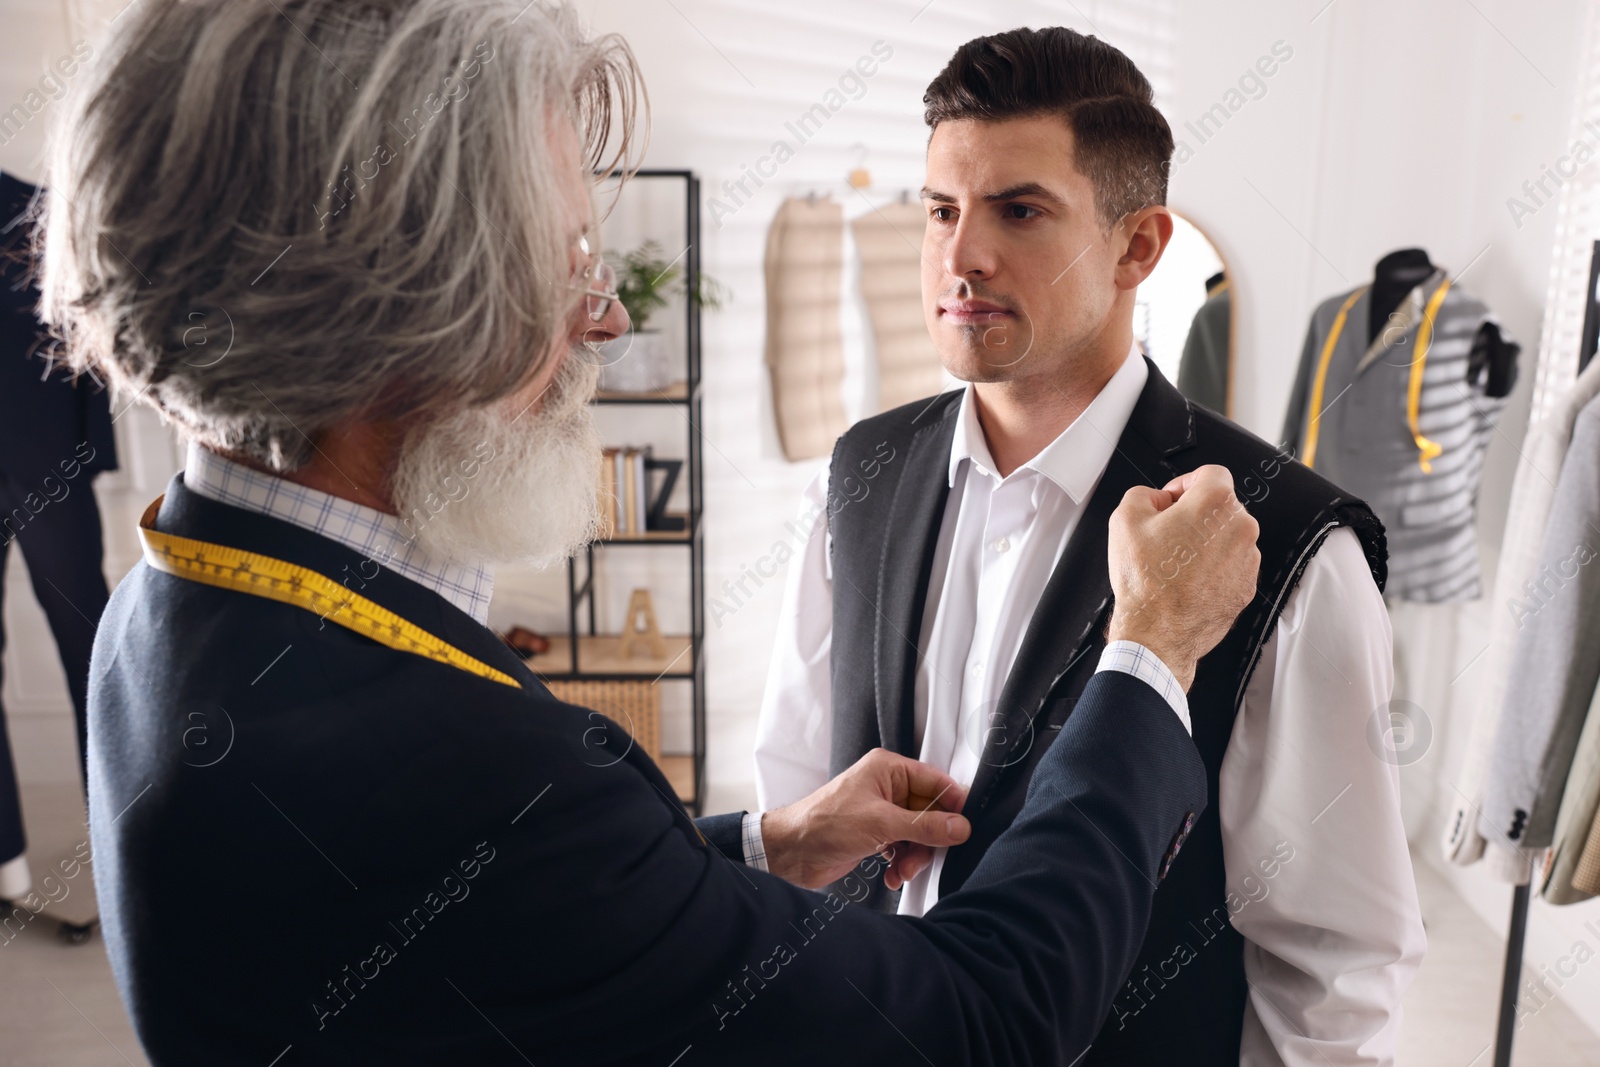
[1106,464,1261,691]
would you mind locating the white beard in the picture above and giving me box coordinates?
[391,353,602,569]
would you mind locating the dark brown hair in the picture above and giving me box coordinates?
[923,27,1173,231]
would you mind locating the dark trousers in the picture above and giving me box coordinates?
[0,468,109,864]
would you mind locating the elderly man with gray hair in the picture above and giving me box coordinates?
[36,1,1259,1063]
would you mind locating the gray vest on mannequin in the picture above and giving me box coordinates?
[824,359,1388,1065]
[1281,265,1514,602]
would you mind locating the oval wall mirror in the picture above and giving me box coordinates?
[1136,212,1233,417]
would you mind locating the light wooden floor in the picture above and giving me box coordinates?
[3,789,1598,1065]
[1397,857,1600,1066]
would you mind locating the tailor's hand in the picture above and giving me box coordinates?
[761,749,970,891]
[1105,464,1261,692]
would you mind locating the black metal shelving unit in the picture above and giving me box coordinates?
[529,170,707,816]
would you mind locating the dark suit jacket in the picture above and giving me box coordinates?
[88,473,1206,1065]
[0,171,116,483]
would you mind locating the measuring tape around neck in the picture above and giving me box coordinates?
[136,496,519,689]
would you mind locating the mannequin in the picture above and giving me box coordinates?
[1368,248,1438,342]
[1369,247,1518,398]
[1281,247,1520,603]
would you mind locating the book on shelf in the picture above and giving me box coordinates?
[598,446,662,537]
[613,448,628,533]
[621,448,637,534]
[597,448,618,539]
[634,447,649,533]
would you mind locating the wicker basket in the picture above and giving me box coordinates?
[546,680,661,762]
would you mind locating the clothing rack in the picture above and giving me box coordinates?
[1492,237,1600,1067]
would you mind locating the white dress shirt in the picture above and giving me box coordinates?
[754,347,1425,1066]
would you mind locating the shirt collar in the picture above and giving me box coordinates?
[182,440,495,626]
[947,343,1149,503]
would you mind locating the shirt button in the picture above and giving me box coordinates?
[994,537,1010,553]
[971,662,985,677]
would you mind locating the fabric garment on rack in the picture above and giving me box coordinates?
[852,202,945,413]
[764,196,846,461]
[0,170,117,893]
[1280,266,1516,602]
[1177,272,1231,415]
[1574,802,1600,894]
[1542,676,1600,903]
[1443,354,1600,880]
[1482,393,1600,854]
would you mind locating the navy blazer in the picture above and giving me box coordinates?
[0,171,116,483]
[87,473,1206,1066]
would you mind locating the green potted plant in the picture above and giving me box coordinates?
[599,240,726,393]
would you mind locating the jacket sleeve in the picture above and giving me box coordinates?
[694,812,747,865]
[467,668,1206,1066]
[1483,400,1600,848]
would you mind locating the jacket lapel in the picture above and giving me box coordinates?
[965,359,1197,808]
[869,399,962,757]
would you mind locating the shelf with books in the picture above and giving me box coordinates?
[568,169,708,815]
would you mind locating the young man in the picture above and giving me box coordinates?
[39,2,1261,1064]
[756,27,1425,1067]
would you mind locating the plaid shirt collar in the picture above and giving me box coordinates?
[182,440,494,626]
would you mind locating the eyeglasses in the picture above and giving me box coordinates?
[573,234,619,324]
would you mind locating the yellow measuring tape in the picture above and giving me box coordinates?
[1302,279,1451,473]
[1301,287,1365,470]
[1407,279,1452,473]
[136,496,520,689]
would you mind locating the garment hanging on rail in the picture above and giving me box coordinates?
[851,202,943,414]
[1543,676,1600,903]
[1482,390,1600,856]
[1443,353,1600,881]
[1529,369,1600,905]
[1573,803,1600,894]
[764,196,847,461]
[1280,250,1518,602]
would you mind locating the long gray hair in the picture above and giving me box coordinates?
[36,0,643,470]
